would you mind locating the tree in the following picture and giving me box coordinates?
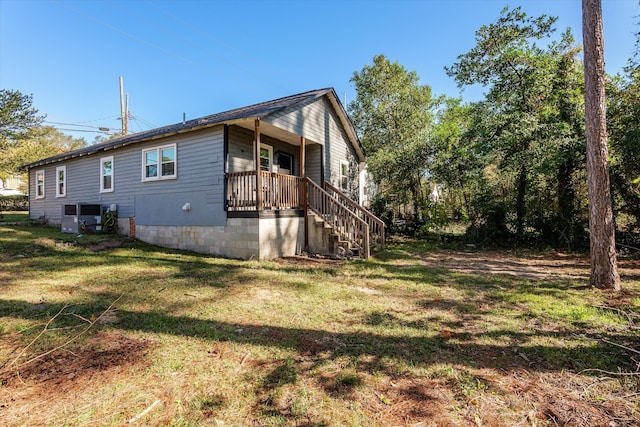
[2,127,87,181]
[0,89,46,181]
[430,99,483,223]
[608,26,640,225]
[582,0,621,290]
[0,89,44,143]
[543,30,587,248]
[445,6,558,239]
[348,55,439,225]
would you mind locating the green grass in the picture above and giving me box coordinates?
[0,210,28,223]
[0,224,639,426]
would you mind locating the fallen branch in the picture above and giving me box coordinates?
[580,368,640,377]
[601,338,640,356]
[595,305,640,329]
[128,399,161,424]
[1,304,69,371]
[235,352,251,373]
[2,295,123,373]
[616,242,640,252]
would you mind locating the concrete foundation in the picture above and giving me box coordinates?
[135,215,304,260]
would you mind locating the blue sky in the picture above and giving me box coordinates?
[1,0,637,141]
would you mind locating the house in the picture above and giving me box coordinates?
[19,88,384,259]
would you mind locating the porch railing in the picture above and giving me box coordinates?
[226,172,380,258]
[322,181,385,251]
[305,177,370,259]
[227,171,302,211]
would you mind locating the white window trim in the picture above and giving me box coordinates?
[100,156,114,193]
[339,159,349,191]
[259,143,274,172]
[55,166,66,198]
[142,143,177,182]
[35,170,45,199]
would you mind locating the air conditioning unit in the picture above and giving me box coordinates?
[61,203,104,233]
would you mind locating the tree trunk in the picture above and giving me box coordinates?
[515,164,527,239]
[557,157,575,247]
[582,0,621,290]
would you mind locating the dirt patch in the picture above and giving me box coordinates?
[418,249,640,283]
[0,331,155,425]
[87,240,123,252]
[1,330,154,387]
[276,255,343,267]
[360,378,458,427]
[351,369,637,427]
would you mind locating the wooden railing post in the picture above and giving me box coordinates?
[363,223,370,259]
[303,178,309,251]
[254,119,262,211]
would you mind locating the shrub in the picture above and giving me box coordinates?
[0,195,28,211]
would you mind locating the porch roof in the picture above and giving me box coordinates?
[19,88,364,170]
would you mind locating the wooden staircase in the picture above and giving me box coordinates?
[304,178,385,259]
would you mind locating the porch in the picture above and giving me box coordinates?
[225,171,384,258]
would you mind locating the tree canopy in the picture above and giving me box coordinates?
[0,89,87,181]
[348,54,441,225]
[0,89,44,143]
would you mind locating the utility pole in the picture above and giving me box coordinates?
[119,76,129,136]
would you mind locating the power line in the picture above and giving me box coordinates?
[43,120,112,131]
[50,127,114,134]
[129,112,157,129]
[75,115,120,124]
[51,0,248,85]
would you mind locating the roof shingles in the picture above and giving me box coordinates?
[20,88,355,170]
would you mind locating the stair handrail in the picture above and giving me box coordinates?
[304,178,370,259]
[322,181,385,251]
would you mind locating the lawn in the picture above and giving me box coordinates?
[0,223,639,426]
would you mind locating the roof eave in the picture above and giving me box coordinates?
[17,119,243,171]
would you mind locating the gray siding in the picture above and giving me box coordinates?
[227,125,300,175]
[28,126,226,227]
[265,97,359,191]
[305,144,322,184]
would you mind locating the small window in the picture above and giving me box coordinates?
[100,156,114,193]
[340,160,349,191]
[142,144,177,181]
[259,144,273,172]
[35,170,45,199]
[56,166,66,197]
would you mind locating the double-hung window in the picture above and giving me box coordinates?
[340,160,349,192]
[56,166,66,197]
[35,170,45,199]
[142,144,177,181]
[100,156,114,192]
[259,144,273,172]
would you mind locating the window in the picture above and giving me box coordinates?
[142,144,176,181]
[259,144,273,172]
[100,156,114,193]
[278,152,293,175]
[35,170,45,199]
[340,160,349,191]
[56,166,66,197]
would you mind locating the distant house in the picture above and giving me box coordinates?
[0,175,26,194]
[20,88,384,259]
